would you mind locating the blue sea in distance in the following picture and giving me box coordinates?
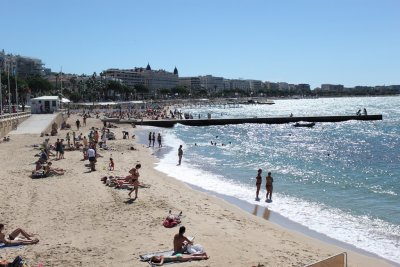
[151,96,400,263]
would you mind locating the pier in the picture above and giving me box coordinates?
[105,114,382,128]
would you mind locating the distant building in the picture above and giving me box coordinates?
[249,80,263,92]
[321,84,344,92]
[103,64,178,93]
[178,77,201,93]
[264,81,279,90]
[278,82,290,90]
[0,50,43,78]
[229,79,250,92]
[199,75,224,93]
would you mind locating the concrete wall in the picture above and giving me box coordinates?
[0,113,31,138]
[41,113,66,136]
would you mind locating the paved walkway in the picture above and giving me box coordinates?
[9,114,58,135]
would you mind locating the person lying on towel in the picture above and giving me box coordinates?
[0,224,39,246]
[150,252,208,266]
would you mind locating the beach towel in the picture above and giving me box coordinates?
[0,243,23,250]
[140,250,180,266]
[139,250,175,262]
[31,171,48,179]
[140,237,194,266]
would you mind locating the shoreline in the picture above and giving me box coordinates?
[189,184,400,267]
[138,125,399,267]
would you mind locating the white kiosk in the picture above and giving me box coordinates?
[30,96,70,114]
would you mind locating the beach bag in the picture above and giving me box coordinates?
[186,244,204,254]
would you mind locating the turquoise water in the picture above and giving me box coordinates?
[153,96,400,263]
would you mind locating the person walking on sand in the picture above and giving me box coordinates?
[128,164,141,200]
[265,172,274,202]
[87,145,96,171]
[76,119,81,131]
[178,145,183,165]
[255,169,262,201]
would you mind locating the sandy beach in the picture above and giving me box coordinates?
[0,114,395,267]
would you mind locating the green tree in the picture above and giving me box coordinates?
[134,84,149,99]
[27,75,53,96]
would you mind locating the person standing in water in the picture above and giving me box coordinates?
[255,169,262,201]
[148,132,152,147]
[178,145,183,165]
[265,172,274,201]
[157,133,162,148]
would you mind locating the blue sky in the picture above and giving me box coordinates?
[1,0,399,88]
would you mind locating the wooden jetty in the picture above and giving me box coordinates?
[104,114,382,128]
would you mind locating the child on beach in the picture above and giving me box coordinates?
[109,158,114,171]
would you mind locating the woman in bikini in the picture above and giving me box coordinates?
[150,252,208,266]
[255,169,262,201]
[128,164,141,200]
[0,224,39,246]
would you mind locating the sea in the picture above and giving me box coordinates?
[140,96,400,264]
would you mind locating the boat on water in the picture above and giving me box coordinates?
[293,122,316,128]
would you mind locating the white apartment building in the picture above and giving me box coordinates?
[178,77,201,93]
[249,80,262,92]
[0,50,43,78]
[199,75,224,93]
[230,79,250,91]
[103,64,178,93]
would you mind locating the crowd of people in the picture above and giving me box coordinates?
[3,106,213,266]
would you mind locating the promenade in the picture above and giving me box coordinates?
[9,113,59,135]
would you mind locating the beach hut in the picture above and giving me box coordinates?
[30,96,71,114]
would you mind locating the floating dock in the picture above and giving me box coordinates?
[104,114,382,128]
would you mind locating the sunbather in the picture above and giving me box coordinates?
[150,252,208,266]
[44,162,65,176]
[0,224,39,246]
[163,211,182,228]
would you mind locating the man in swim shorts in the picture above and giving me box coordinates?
[173,226,193,254]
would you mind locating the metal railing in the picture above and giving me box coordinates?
[0,111,31,121]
